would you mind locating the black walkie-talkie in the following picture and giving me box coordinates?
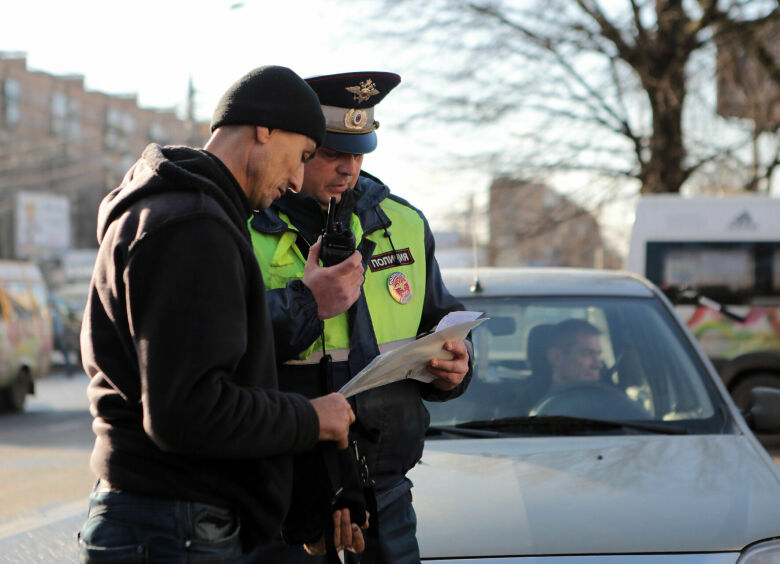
[320,196,356,266]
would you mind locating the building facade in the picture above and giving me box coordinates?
[487,177,622,269]
[0,52,207,260]
[716,19,780,132]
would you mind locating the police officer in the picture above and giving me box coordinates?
[249,72,472,563]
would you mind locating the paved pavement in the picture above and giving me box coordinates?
[0,370,91,563]
[0,512,84,563]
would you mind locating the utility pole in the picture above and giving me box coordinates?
[185,75,201,146]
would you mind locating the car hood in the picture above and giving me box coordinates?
[410,434,780,558]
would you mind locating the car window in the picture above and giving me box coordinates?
[426,295,728,434]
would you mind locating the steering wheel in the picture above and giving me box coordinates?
[532,381,652,420]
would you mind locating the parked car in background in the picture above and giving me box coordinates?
[411,267,780,563]
[0,260,53,411]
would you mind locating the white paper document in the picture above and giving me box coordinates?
[434,310,483,331]
[338,312,486,398]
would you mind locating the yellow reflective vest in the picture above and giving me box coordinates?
[251,190,427,360]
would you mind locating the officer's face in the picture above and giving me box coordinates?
[302,148,364,210]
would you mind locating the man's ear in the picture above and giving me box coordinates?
[255,126,272,144]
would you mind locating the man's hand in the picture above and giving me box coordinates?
[310,393,354,449]
[303,236,364,319]
[303,508,369,556]
[427,340,470,391]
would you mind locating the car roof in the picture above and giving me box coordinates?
[441,267,658,299]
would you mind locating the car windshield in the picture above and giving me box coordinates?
[425,295,731,435]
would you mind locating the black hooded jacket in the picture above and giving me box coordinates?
[82,143,319,546]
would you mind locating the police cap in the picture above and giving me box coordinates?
[305,71,401,154]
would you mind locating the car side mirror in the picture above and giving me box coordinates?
[744,387,780,434]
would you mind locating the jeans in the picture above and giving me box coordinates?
[78,482,243,563]
[354,488,419,564]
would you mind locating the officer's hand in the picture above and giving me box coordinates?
[310,393,354,449]
[427,340,470,391]
[303,236,364,320]
[303,508,369,555]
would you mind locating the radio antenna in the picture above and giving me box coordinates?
[469,193,483,294]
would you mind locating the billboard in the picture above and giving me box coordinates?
[14,192,70,259]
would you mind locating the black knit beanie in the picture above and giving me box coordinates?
[210,66,326,146]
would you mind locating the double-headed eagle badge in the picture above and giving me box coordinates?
[345,79,380,103]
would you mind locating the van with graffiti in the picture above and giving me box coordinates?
[0,260,53,411]
[627,194,780,416]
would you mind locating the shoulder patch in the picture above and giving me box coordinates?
[368,248,415,272]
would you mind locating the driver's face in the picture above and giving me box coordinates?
[556,333,602,384]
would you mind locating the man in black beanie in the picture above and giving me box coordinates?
[77,65,364,562]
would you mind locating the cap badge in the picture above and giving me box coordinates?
[387,272,413,304]
[344,109,367,130]
[345,79,380,103]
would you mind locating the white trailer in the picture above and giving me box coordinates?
[627,194,780,414]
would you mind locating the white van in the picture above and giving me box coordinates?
[626,194,780,410]
[0,260,53,411]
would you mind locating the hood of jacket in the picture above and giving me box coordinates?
[96,144,251,244]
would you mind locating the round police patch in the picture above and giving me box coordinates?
[387,271,413,304]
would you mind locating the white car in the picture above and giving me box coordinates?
[412,267,780,563]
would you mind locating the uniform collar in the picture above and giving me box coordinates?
[354,173,392,233]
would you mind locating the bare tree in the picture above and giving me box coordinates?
[371,0,780,195]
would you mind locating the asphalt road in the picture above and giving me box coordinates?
[0,370,93,563]
[1,370,779,563]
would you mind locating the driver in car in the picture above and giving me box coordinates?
[530,318,651,420]
[547,319,603,388]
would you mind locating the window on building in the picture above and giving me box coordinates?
[104,107,122,148]
[105,107,136,149]
[3,78,21,129]
[51,91,68,136]
[67,98,81,141]
[122,113,135,136]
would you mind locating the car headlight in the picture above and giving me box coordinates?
[738,539,780,563]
